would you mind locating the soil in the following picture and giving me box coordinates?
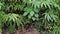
[2,28,39,34]
[2,23,53,34]
[2,28,53,34]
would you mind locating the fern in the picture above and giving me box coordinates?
[0,0,60,34]
[2,13,25,27]
[0,13,26,32]
[43,10,58,22]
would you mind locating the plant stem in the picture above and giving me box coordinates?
[0,28,2,34]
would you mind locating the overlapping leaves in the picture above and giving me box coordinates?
[2,13,25,27]
[23,6,39,21]
[0,0,60,34]
[43,11,58,22]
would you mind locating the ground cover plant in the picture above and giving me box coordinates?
[0,0,60,34]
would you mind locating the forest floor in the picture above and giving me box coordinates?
[2,28,53,34]
[2,24,53,34]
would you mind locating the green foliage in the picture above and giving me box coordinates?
[43,10,58,22]
[0,0,60,34]
[0,13,25,32]
[0,11,5,27]
[2,13,24,26]
[23,6,39,21]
